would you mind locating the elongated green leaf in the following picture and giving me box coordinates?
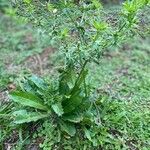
[63,113,83,123]
[52,103,64,116]
[84,127,92,141]
[62,67,88,113]
[29,75,47,90]
[0,103,12,115]
[60,121,76,136]
[12,110,49,124]
[70,69,88,98]
[0,114,11,118]
[76,69,88,88]
[63,90,83,113]
[59,67,76,95]
[10,91,48,111]
[93,21,108,31]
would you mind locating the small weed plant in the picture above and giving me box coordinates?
[1,0,150,149]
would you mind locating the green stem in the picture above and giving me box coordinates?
[71,59,88,95]
[19,127,23,143]
[66,9,88,97]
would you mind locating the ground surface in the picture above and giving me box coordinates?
[0,14,55,103]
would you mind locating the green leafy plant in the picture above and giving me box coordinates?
[9,67,93,136]
[1,0,149,149]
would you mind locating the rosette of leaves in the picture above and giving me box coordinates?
[9,64,96,137]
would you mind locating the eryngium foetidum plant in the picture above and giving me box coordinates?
[5,0,150,148]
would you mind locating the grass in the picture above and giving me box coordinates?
[89,37,150,101]
[0,5,150,150]
[0,13,52,92]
